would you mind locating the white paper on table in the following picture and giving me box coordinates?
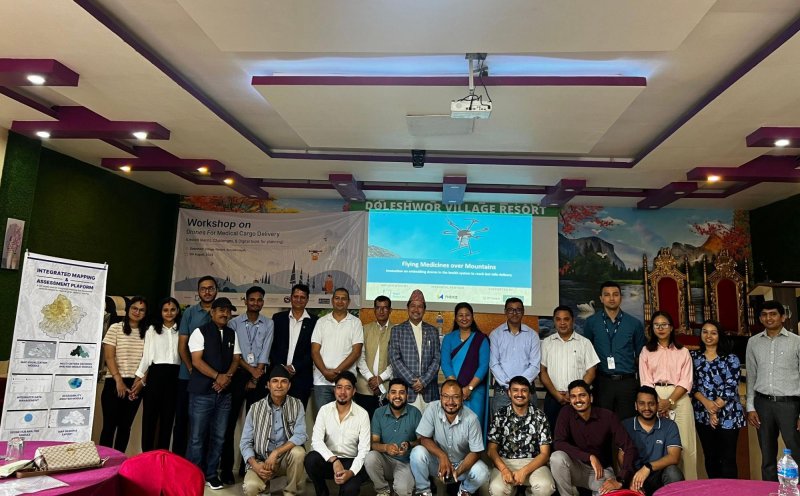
[0,475,67,496]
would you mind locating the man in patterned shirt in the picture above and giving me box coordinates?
[487,376,555,496]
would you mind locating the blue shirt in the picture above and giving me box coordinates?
[623,416,681,468]
[691,351,746,429]
[416,401,484,465]
[371,404,422,462]
[582,310,645,375]
[229,313,274,366]
[178,303,212,380]
[488,323,541,387]
[240,397,308,461]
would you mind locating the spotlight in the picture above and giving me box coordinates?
[119,165,132,172]
[35,131,51,139]
[775,138,790,147]
[223,178,234,185]
[412,149,426,168]
[707,175,721,183]
[27,74,46,85]
[132,131,148,140]
[196,166,209,174]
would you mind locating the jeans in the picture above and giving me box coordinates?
[313,385,336,417]
[409,445,489,494]
[188,392,231,479]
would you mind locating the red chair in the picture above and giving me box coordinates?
[704,250,749,335]
[643,248,696,334]
[118,449,205,496]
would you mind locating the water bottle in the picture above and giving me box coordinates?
[778,448,799,496]
[436,312,444,339]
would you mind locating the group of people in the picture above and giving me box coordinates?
[97,276,800,496]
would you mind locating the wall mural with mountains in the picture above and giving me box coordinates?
[551,206,750,336]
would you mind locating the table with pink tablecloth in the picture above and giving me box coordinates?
[654,478,778,496]
[0,441,126,495]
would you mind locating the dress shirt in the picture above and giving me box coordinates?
[371,404,422,462]
[240,397,308,461]
[541,332,600,391]
[582,310,646,375]
[356,322,393,382]
[178,303,212,380]
[554,406,638,483]
[690,351,746,429]
[229,313,274,366]
[623,417,681,467]
[489,322,541,387]
[416,401,484,465]
[286,309,310,367]
[311,401,371,474]
[745,328,800,411]
[639,344,693,392]
[188,326,241,355]
[487,405,551,459]
[136,324,180,378]
[310,312,364,386]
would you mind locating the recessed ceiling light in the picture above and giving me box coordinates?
[707,175,721,183]
[649,205,658,209]
[223,178,234,185]
[565,188,575,192]
[337,182,349,186]
[35,131,51,139]
[26,74,46,85]
[550,203,559,206]
[196,166,209,174]
[350,197,360,201]
[675,191,687,195]
[132,131,148,140]
[119,165,132,172]
[775,138,791,147]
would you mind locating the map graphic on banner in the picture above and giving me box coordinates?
[173,209,366,308]
[0,252,107,442]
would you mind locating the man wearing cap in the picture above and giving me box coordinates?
[187,297,242,490]
[240,365,308,496]
[389,289,441,412]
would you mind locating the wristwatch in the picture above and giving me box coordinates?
[668,398,675,408]
[468,385,474,391]
[644,462,653,472]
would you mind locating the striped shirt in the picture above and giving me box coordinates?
[103,322,145,379]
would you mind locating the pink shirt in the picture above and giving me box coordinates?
[639,344,693,392]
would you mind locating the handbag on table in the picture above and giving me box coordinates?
[33,441,102,471]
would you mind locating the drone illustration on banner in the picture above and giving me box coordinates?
[442,219,489,255]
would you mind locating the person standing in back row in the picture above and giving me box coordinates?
[582,281,646,421]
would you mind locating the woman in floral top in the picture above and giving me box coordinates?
[691,319,746,479]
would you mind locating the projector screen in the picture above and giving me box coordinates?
[365,210,558,314]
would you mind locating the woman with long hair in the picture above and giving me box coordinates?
[639,310,698,480]
[100,296,148,452]
[440,302,490,428]
[691,319,745,478]
[133,297,182,451]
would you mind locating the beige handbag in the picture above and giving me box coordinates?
[33,441,101,471]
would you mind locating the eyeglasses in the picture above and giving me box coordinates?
[505,308,523,314]
[199,287,217,293]
[652,323,671,329]
[130,307,146,313]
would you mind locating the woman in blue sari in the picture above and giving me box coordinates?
[441,302,490,429]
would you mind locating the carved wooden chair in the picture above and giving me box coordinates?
[643,248,696,335]
[703,249,750,335]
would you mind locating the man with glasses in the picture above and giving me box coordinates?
[356,295,394,419]
[489,298,542,415]
[174,275,218,457]
[582,281,646,421]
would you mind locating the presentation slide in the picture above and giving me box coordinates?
[366,211,532,308]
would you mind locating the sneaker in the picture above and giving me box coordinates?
[205,477,224,490]
[415,492,433,496]
[457,489,471,496]
[376,490,391,496]
[220,472,235,486]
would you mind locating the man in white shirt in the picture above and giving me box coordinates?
[311,287,364,415]
[304,371,371,496]
[539,305,599,432]
[356,295,394,418]
[186,297,242,490]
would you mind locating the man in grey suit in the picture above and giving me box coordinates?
[389,290,441,412]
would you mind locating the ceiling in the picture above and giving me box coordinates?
[2,1,800,209]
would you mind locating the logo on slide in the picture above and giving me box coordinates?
[442,219,489,255]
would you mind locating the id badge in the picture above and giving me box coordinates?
[606,356,616,370]
[246,353,256,365]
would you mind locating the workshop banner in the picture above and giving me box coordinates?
[173,209,366,308]
[0,252,107,442]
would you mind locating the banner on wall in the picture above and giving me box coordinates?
[351,200,559,216]
[0,252,107,442]
[173,209,366,308]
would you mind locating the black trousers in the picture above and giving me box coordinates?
[593,373,638,421]
[354,392,380,420]
[99,377,142,452]
[171,378,190,457]
[695,423,740,479]
[141,364,180,452]
[304,450,368,496]
[220,369,268,475]
[754,395,800,481]
[543,392,566,435]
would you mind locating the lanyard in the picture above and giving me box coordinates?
[245,320,261,353]
[602,312,622,347]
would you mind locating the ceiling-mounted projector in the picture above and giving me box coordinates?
[450,99,492,119]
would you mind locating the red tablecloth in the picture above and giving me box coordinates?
[0,441,126,495]
[654,478,778,496]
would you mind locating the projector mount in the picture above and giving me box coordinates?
[451,53,492,119]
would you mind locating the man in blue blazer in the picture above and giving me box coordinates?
[389,289,441,411]
[269,283,318,406]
